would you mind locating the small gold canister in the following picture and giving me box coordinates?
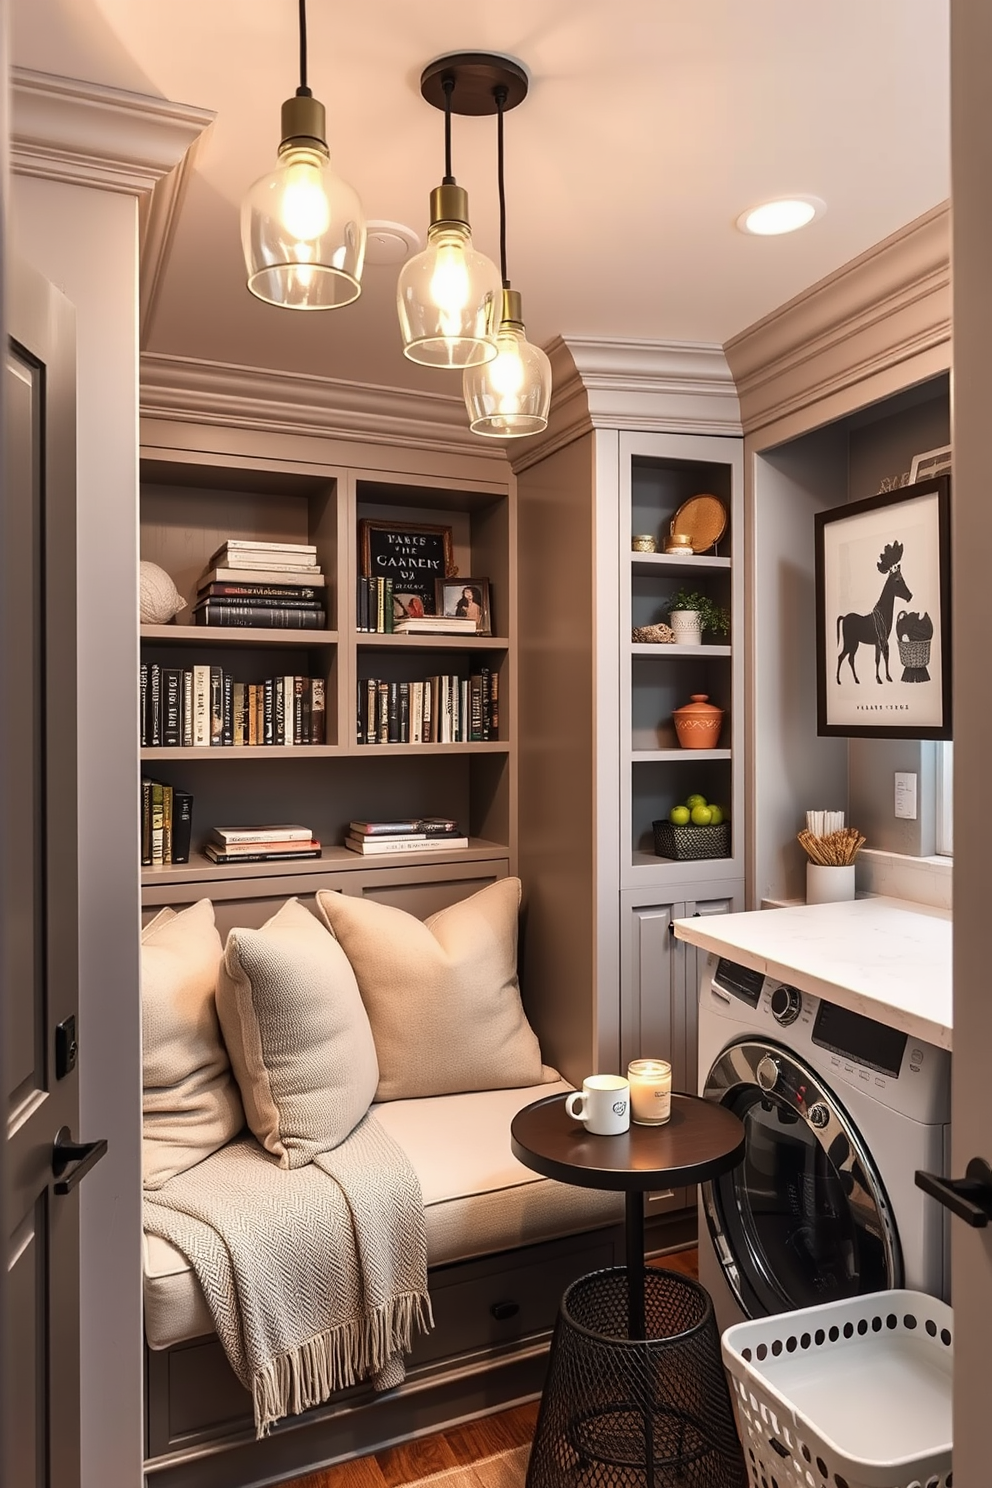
[631,534,657,553]
[665,531,694,555]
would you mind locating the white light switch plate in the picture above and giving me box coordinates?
[895,772,918,820]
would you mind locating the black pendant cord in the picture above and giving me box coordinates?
[495,84,509,288]
[442,75,455,184]
[297,0,311,97]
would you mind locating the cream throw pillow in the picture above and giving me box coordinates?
[216,898,379,1168]
[142,899,245,1190]
[315,878,555,1101]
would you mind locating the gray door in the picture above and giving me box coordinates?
[3,257,95,1487]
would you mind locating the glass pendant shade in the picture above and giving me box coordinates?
[463,289,551,437]
[397,184,501,367]
[242,96,366,309]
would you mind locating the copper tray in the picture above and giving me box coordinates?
[671,494,727,553]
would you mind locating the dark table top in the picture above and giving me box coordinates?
[510,1092,746,1193]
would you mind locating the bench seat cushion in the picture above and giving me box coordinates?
[144,1081,622,1351]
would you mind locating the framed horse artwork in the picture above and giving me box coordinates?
[815,476,951,739]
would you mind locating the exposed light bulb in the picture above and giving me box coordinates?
[279,151,332,241]
[462,291,551,438]
[488,334,527,408]
[429,233,471,322]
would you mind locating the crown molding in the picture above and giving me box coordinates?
[11,67,213,196]
[508,336,742,473]
[724,202,951,439]
[139,352,507,460]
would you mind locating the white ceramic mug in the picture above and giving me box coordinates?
[565,1075,630,1136]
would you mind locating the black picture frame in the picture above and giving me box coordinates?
[435,577,492,635]
[814,475,951,739]
[358,519,455,617]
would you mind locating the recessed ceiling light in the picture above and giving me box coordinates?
[737,196,826,236]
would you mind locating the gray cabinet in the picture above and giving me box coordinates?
[621,880,744,1214]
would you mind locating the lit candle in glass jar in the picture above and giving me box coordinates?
[627,1058,672,1125]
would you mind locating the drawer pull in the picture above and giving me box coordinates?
[490,1300,520,1321]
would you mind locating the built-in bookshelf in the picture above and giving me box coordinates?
[138,446,515,895]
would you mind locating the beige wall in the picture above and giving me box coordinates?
[13,176,143,1488]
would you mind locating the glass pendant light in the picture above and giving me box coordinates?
[463,85,551,437]
[397,66,502,368]
[242,0,366,310]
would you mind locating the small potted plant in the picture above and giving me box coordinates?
[664,588,730,646]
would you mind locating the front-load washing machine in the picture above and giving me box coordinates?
[696,951,950,1334]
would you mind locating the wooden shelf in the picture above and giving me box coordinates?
[631,643,731,658]
[630,553,730,576]
[141,839,509,886]
[630,850,737,872]
[350,741,508,756]
[357,633,509,651]
[140,741,508,762]
[141,624,338,646]
[631,749,732,763]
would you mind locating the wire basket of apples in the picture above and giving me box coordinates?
[653,794,731,860]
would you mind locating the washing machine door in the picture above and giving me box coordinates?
[701,1039,902,1319]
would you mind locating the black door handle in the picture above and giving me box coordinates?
[916,1159,992,1228]
[52,1126,108,1195]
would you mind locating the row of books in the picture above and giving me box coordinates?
[140,664,326,747]
[141,779,193,867]
[205,823,321,866]
[194,540,326,630]
[356,670,498,745]
[344,817,466,855]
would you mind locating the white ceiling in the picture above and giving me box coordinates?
[13,0,950,398]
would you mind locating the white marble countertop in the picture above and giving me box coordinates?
[673,896,952,1050]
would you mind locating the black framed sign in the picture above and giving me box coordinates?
[358,518,455,616]
[814,475,951,739]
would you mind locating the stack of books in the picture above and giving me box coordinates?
[393,615,476,635]
[344,818,468,855]
[140,779,193,867]
[205,824,322,865]
[141,664,326,747]
[194,540,326,629]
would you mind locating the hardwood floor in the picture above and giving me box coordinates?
[280,1248,698,1488]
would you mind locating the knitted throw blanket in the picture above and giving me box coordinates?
[143,1116,432,1436]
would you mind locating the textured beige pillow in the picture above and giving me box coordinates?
[216,898,379,1168]
[142,899,245,1190]
[315,878,554,1101]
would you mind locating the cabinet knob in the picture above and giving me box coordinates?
[490,1300,520,1321]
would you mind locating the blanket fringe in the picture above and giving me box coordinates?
[252,1290,433,1437]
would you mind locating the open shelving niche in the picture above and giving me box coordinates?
[621,440,744,887]
[138,451,516,898]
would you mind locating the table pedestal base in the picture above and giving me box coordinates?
[527,1268,746,1488]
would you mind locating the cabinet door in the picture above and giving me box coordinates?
[622,898,684,1216]
[677,886,745,1098]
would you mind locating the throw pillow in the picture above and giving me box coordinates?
[315,878,555,1101]
[216,897,379,1168]
[142,898,245,1190]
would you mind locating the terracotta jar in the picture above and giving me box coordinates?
[673,693,724,749]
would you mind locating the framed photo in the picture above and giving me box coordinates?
[359,519,454,617]
[909,444,951,485]
[815,476,951,739]
[434,577,492,635]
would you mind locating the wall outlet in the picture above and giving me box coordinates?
[894,772,918,820]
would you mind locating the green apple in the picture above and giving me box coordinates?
[669,805,691,826]
[707,804,724,826]
[690,803,713,826]
[685,793,708,809]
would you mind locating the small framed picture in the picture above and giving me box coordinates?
[359,519,455,616]
[814,475,951,739]
[434,578,492,635]
[908,444,951,485]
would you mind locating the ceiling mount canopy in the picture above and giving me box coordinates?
[396,53,527,369]
[463,74,552,438]
[241,0,366,310]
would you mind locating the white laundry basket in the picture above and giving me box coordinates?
[721,1290,953,1488]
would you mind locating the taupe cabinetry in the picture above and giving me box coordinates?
[138,440,516,909]
[621,881,744,1214]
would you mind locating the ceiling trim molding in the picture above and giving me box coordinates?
[724,202,951,438]
[10,67,214,196]
[139,352,506,460]
[508,336,742,473]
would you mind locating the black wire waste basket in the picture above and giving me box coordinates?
[527,1267,746,1488]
